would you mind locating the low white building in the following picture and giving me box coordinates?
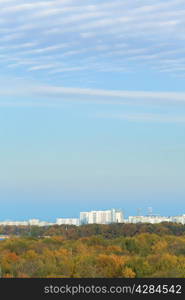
[56,218,80,226]
[128,216,170,224]
[0,219,54,227]
[28,219,40,226]
[28,219,54,226]
[0,221,29,226]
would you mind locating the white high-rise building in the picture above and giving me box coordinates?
[115,210,123,223]
[80,209,123,225]
[79,212,89,225]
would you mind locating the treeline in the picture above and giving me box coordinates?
[0,222,185,239]
[0,233,185,278]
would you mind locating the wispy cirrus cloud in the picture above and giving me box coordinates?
[0,0,185,80]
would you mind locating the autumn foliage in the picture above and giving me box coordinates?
[0,223,184,278]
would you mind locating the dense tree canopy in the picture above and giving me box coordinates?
[0,222,185,239]
[0,223,184,278]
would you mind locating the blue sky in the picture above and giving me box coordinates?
[0,0,185,221]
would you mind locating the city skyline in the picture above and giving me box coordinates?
[0,0,185,220]
[0,207,185,224]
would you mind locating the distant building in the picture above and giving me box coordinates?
[170,215,185,225]
[28,219,40,226]
[128,215,170,224]
[80,209,123,225]
[0,221,28,226]
[28,219,54,227]
[114,210,123,223]
[56,218,80,226]
[0,219,54,227]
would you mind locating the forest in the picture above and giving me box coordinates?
[0,223,185,278]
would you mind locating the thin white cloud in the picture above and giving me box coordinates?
[34,86,185,102]
[1,83,185,103]
[95,112,185,124]
[20,43,72,55]
[28,63,59,71]
[0,1,60,13]
[0,32,24,41]
[48,66,88,74]
[0,82,184,124]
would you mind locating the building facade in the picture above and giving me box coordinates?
[80,209,123,225]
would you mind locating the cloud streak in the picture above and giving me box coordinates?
[0,83,184,124]
[1,83,185,103]
[31,85,185,102]
[95,112,185,124]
